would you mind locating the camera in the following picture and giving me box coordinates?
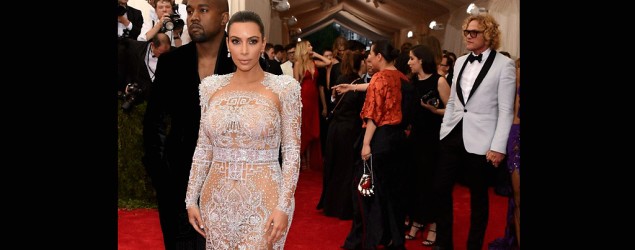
[162,14,185,32]
[421,89,439,107]
[121,83,143,112]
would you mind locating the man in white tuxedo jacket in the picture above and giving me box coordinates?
[432,14,516,250]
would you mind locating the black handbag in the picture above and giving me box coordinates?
[420,89,440,107]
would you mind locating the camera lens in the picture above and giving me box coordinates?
[164,20,174,31]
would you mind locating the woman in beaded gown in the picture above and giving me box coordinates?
[185,11,301,250]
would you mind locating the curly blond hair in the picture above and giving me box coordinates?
[462,14,502,50]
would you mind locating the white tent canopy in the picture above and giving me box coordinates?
[127,0,519,59]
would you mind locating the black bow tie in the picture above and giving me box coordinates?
[467,53,482,63]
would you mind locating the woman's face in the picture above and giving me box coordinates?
[336,45,346,58]
[438,57,449,75]
[227,22,265,72]
[305,42,313,55]
[323,50,333,59]
[367,45,378,69]
[407,50,422,74]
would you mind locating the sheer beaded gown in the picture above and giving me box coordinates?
[185,73,301,249]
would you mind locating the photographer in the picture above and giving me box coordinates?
[118,0,143,40]
[119,32,173,111]
[138,0,190,47]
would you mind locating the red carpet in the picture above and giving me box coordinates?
[118,168,507,249]
[118,208,165,250]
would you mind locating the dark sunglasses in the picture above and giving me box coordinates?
[463,30,483,38]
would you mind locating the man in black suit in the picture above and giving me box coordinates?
[142,0,234,249]
[264,43,283,75]
[117,0,143,40]
[118,32,172,109]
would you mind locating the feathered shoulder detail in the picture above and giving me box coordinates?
[199,73,233,110]
[262,73,300,96]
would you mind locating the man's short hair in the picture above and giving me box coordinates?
[152,32,171,47]
[273,44,285,54]
[285,42,296,52]
[265,43,274,51]
[348,40,366,53]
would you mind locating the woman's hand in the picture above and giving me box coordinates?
[420,99,438,111]
[264,209,289,245]
[332,84,352,95]
[361,145,371,161]
[155,14,171,28]
[187,206,206,237]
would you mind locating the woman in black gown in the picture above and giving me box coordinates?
[319,51,366,220]
[403,45,450,246]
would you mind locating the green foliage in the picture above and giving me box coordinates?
[118,101,157,208]
[118,198,157,209]
[305,24,340,54]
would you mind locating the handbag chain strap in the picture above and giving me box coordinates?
[363,154,374,185]
[331,78,361,114]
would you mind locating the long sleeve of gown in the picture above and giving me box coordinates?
[276,79,302,215]
[184,84,214,209]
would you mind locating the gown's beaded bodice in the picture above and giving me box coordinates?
[185,73,302,249]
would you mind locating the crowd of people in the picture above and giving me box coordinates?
[118,0,520,249]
